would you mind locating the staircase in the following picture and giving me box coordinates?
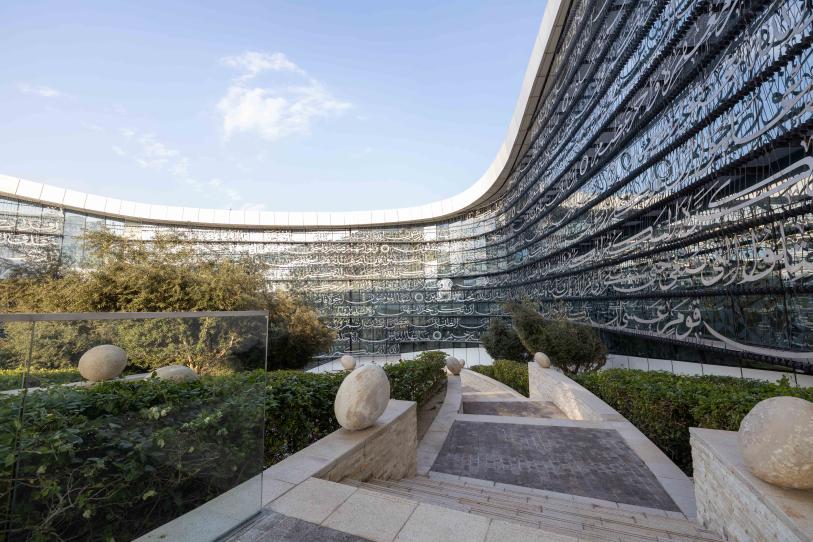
[344,475,723,542]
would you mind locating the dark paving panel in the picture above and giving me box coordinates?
[431,421,678,511]
[229,510,370,542]
[462,400,567,419]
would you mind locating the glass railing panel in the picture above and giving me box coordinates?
[0,312,267,542]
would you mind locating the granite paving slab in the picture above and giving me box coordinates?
[461,400,567,419]
[228,509,369,541]
[430,421,679,511]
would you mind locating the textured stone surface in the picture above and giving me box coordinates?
[78,344,127,382]
[692,428,813,542]
[528,363,623,421]
[533,352,551,368]
[395,502,489,542]
[431,421,679,511]
[445,357,462,375]
[229,509,368,542]
[738,396,813,489]
[322,490,417,542]
[270,478,356,524]
[461,400,566,419]
[154,364,198,382]
[334,364,390,430]
[322,402,417,482]
[340,355,356,371]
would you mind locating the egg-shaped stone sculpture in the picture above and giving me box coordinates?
[340,354,356,371]
[738,396,813,489]
[154,364,199,382]
[445,356,462,375]
[533,352,551,368]
[78,345,128,382]
[334,364,390,430]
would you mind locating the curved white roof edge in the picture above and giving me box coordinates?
[0,0,570,229]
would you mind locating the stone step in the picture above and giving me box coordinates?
[401,475,692,526]
[344,477,722,542]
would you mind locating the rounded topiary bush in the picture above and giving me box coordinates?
[507,302,606,374]
[480,319,529,362]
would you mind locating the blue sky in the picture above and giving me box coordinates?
[1,1,545,212]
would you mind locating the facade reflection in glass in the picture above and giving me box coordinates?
[1,0,812,371]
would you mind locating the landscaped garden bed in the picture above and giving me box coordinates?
[0,353,445,541]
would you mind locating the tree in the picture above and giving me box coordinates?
[266,291,336,369]
[506,302,606,374]
[0,230,334,372]
[480,318,529,361]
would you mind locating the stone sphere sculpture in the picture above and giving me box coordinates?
[445,356,462,375]
[459,358,466,367]
[155,364,199,382]
[340,354,356,371]
[334,364,390,431]
[534,352,551,369]
[738,396,813,489]
[78,345,127,382]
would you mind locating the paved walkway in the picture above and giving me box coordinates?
[229,369,713,541]
[423,370,684,512]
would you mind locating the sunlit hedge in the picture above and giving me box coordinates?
[470,359,529,396]
[573,369,813,474]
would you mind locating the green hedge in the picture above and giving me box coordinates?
[470,359,529,396]
[1,355,446,541]
[573,369,813,474]
[266,354,446,464]
[0,368,83,391]
[1,372,266,542]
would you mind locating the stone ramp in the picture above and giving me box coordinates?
[460,369,528,402]
[345,476,723,542]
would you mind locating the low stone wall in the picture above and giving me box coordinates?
[528,363,624,421]
[691,428,813,542]
[321,400,417,482]
[264,399,417,490]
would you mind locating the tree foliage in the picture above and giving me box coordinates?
[506,301,606,374]
[0,230,335,372]
[480,318,529,361]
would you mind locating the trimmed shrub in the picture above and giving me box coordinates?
[573,369,813,474]
[265,355,446,465]
[470,359,529,396]
[507,303,606,374]
[387,352,446,404]
[480,319,529,362]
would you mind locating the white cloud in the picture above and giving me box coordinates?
[221,51,304,81]
[113,129,245,204]
[82,122,104,132]
[217,50,351,142]
[17,82,66,98]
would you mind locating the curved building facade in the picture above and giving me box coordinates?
[2,0,812,371]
